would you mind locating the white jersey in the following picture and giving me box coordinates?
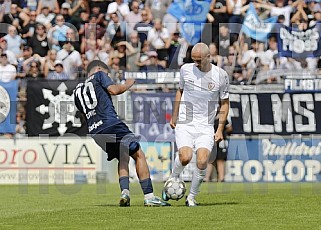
[177,63,229,127]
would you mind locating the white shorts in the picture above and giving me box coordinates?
[175,124,215,152]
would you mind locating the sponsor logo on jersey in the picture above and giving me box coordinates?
[88,120,103,132]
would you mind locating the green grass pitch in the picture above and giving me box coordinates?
[1,183,321,229]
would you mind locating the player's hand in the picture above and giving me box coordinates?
[214,131,223,143]
[170,117,176,129]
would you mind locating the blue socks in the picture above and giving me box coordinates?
[119,176,129,192]
[139,178,153,195]
[120,177,154,198]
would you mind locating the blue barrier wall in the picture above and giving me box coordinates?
[226,136,321,182]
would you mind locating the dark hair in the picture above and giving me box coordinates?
[31,60,41,67]
[23,46,31,51]
[90,13,98,19]
[87,60,109,74]
[278,15,285,21]
[251,38,258,44]
[36,23,45,29]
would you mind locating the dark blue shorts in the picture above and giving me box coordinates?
[91,122,141,161]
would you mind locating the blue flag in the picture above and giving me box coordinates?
[277,23,321,57]
[0,80,18,134]
[168,0,211,45]
[242,3,277,42]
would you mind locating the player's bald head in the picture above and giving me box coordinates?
[191,43,210,59]
[191,43,212,72]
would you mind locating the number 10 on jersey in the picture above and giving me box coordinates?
[75,82,98,116]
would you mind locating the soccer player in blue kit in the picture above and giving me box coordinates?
[74,60,170,207]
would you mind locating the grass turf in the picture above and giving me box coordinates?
[0,183,321,229]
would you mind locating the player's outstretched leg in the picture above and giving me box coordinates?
[185,167,205,206]
[185,148,209,207]
[162,147,193,201]
[119,177,130,207]
[131,149,171,206]
[118,151,131,207]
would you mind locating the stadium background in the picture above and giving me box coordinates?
[0,0,321,185]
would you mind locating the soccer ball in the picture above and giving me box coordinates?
[163,177,186,200]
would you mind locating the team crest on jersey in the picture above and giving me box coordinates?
[208,82,215,90]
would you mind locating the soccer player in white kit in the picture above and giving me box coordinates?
[162,43,230,206]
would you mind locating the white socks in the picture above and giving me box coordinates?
[144,193,154,200]
[188,167,206,199]
[171,155,184,178]
[122,189,130,195]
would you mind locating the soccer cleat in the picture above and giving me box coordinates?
[161,189,170,201]
[144,196,171,207]
[119,193,130,207]
[185,196,199,207]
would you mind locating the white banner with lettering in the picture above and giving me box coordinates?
[0,137,100,184]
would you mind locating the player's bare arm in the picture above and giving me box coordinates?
[170,88,183,129]
[107,79,136,95]
[215,98,229,143]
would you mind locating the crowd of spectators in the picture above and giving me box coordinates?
[0,0,320,136]
[0,0,320,83]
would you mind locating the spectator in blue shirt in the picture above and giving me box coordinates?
[47,60,69,80]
